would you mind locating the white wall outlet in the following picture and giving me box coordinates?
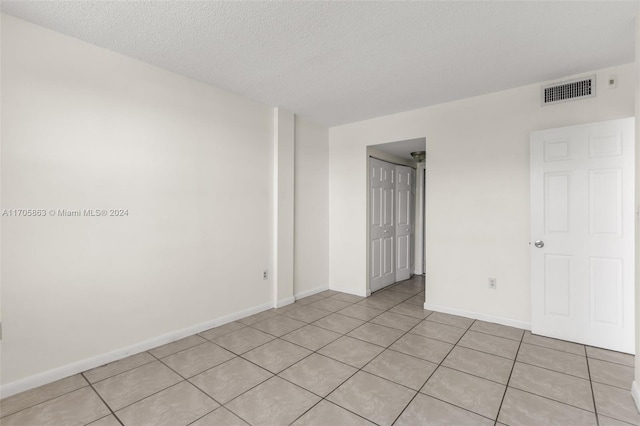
[263,270,268,280]
[607,75,617,89]
[488,277,497,289]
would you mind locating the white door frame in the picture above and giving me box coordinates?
[414,162,426,275]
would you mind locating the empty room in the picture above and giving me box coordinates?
[1,1,640,425]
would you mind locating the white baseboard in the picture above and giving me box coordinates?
[424,302,531,330]
[0,301,273,399]
[294,285,328,300]
[632,381,640,413]
[275,296,296,308]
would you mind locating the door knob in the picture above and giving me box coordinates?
[534,240,544,248]
[383,230,388,233]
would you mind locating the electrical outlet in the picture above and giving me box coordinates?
[488,278,497,289]
[263,270,268,280]
[607,75,617,89]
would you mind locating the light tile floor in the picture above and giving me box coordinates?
[2,276,638,426]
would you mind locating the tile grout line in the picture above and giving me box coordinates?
[586,354,600,426]
[80,372,126,426]
[493,329,525,426]
[0,383,93,421]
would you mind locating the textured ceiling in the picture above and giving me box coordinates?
[2,1,638,126]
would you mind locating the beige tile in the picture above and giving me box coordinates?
[93,361,182,410]
[348,322,404,347]
[498,387,597,426]
[116,381,218,426]
[281,324,341,351]
[356,297,400,311]
[191,407,249,426]
[593,382,640,425]
[198,322,246,341]
[310,298,353,312]
[212,327,274,354]
[242,339,311,374]
[395,393,494,426]
[189,357,272,404]
[1,387,109,426]
[149,335,207,359]
[296,293,330,305]
[337,305,384,321]
[389,302,432,319]
[363,349,437,390]
[442,346,513,384]
[279,353,357,397]
[373,290,412,304]
[421,367,505,419]
[238,309,277,326]
[312,313,365,334]
[318,336,384,368]
[316,290,339,297]
[598,415,635,426]
[162,342,235,378]
[84,353,156,384]
[226,377,320,426]
[523,331,585,355]
[517,343,589,379]
[327,371,415,426]
[282,306,332,323]
[509,362,594,411]
[370,311,422,331]
[426,312,474,329]
[586,346,634,367]
[292,400,375,426]
[458,330,520,359]
[589,358,634,390]
[470,321,524,341]
[390,333,453,363]
[386,281,424,295]
[0,374,88,418]
[251,315,306,337]
[405,294,426,306]
[411,320,466,344]
[87,415,122,426]
[331,293,365,303]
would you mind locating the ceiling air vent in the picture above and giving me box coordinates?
[542,75,596,106]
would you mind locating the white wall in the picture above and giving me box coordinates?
[329,63,635,324]
[1,15,276,389]
[294,117,329,297]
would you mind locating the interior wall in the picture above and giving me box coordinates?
[294,117,329,297]
[1,15,275,388]
[329,63,635,324]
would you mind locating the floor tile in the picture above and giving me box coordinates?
[386,281,423,295]
[390,333,453,363]
[1,387,109,426]
[327,371,415,426]
[0,374,88,418]
[116,381,217,426]
[593,382,640,425]
[426,312,474,329]
[458,330,520,359]
[242,339,311,373]
[296,293,329,306]
[318,336,384,368]
[373,290,413,304]
[189,357,272,404]
[316,290,339,297]
[442,346,514,384]
[395,393,494,426]
[586,346,634,367]
[404,294,426,306]
[312,313,365,334]
[198,322,246,341]
[212,326,275,354]
[331,293,365,303]
[93,361,182,410]
[282,306,332,323]
[588,358,634,390]
[87,415,122,426]
[292,400,374,426]
[309,298,352,312]
[598,414,635,426]
[508,362,594,411]
[149,335,207,359]
[226,377,320,426]
[356,296,400,311]
[517,343,589,379]
[337,304,384,321]
[84,353,156,384]
[161,342,235,378]
[347,322,404,347]
[470,320,524,341]
[363,349,437,390]
[411,319,466,344]
[522,331,585,355]
[498,387,597,426]
[389,302,432,319]
[370,311,422,331]
[279,353,357,397]
[421,366,505,419]
[251,315,306,337]
[191,407,249,426]
[281,324,341,351]
[238,309,277,326]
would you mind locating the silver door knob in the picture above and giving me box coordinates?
[383,230,388,233]
[534,240,544,248]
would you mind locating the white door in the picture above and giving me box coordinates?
[531,118,635,353]
[370,158,396,292]
[410,168,416,275]
[395,166,415,281]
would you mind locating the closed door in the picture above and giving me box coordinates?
[396,165,414,281]
[370,158,396,292]
[531,118,635,353]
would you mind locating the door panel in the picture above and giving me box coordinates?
[395,165,412,281]
[370,158,396,292]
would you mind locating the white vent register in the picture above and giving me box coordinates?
[542,75,596,105]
